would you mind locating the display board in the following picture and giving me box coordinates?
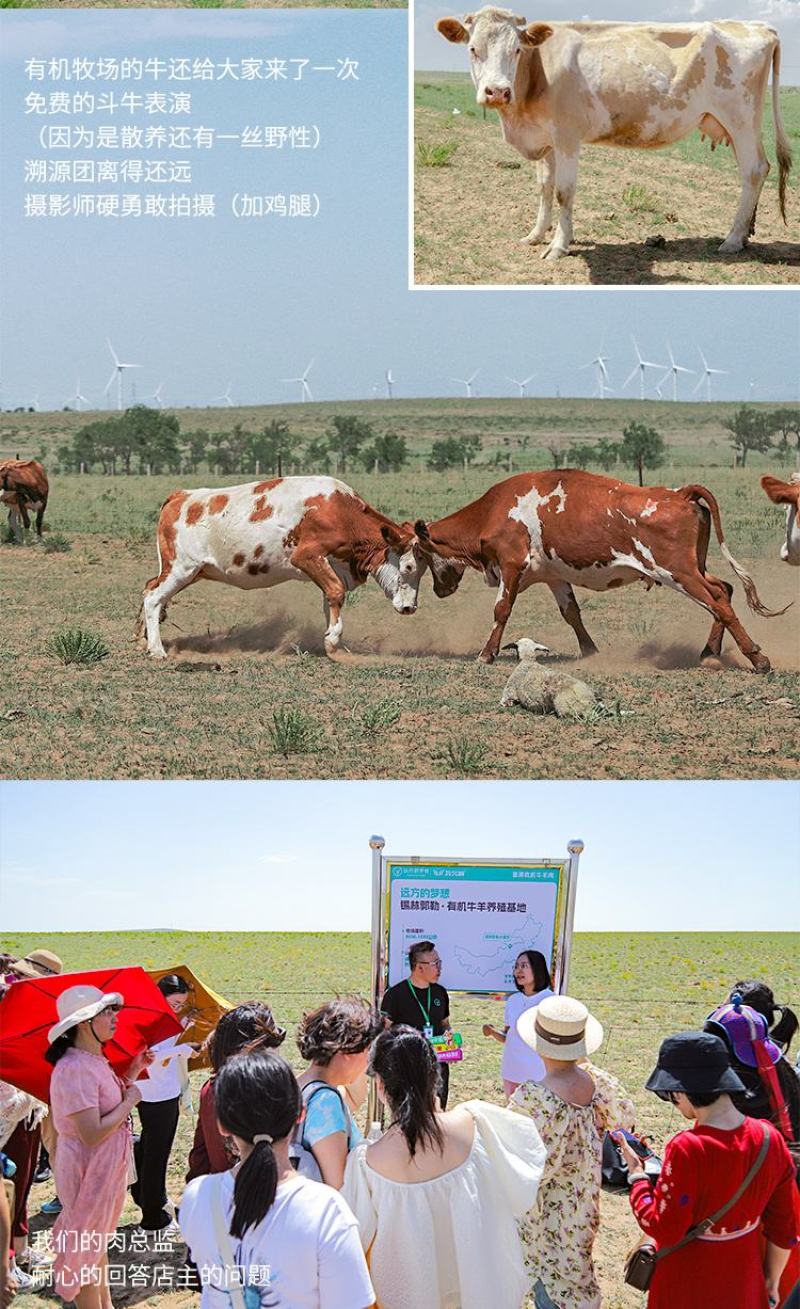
[368,842,584,1000]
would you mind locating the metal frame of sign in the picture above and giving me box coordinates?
[368,838,584,1014]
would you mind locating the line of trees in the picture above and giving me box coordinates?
[56,410,412,478]
[53,404,799,479]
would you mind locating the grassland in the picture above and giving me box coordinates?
[414,77,800,285]
[4,929,798,1309]
[1,399,798,781]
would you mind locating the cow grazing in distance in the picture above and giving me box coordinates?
[414,470,788,672]
[762,474,800,566]
[436,10,791,259]
[137,476,428,658]
[0,459,49,541]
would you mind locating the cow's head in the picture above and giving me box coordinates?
[414,520,467,598]
[436,7,552,108]
[762,474,800,566]
[374,522,429,614]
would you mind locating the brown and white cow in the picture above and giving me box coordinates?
[762,473,800,566]
[138,476,428,658]
[0,459,49,541]
[436,10,791,258]
[415,469,787,672]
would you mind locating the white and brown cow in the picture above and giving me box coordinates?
[437,10,791,258]
[415,469,787,672]
[138,476,428,658]
[0,459,49,541]
[762,473,800,566]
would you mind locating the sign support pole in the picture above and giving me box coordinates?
[367,835,385,1127]
[559,839,584,993]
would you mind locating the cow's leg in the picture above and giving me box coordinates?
[479,566,523,664]
[719,134,769,253]
[672,570,770,673]
[290,550,347,656]
[542,149,579,260]
[35,502,46,537]
[141,564,201,659]
[7,508,22,543]
[699,578,734,663]
[521,150,555,245]
[548,582,599,658]
[18,501,31,533]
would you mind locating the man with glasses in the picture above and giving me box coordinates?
[380,942,453,1107]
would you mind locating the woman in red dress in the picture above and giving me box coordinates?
[617,1031,798,1309]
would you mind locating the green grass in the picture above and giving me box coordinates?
[48,628,110,667]
[417,140,459,167]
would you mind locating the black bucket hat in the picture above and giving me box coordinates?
[645,1031,746,1099]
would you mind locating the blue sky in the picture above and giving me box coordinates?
[1,781,797,933]
[416,0,800,76]
[0,9,798,413]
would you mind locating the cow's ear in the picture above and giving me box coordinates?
[414,519,431,542]
[521,22,553,46]
[436,17,470,43]
[762,475,800,506]
[381,523,403,549]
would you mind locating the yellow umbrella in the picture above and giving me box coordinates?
[148,965,233,1070]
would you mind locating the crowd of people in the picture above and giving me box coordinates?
[1,941,799,1309]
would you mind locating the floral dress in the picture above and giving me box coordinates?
[512,1063,636,1309]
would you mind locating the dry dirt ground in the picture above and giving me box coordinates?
[414,103,800,286]
[2,537,798,779]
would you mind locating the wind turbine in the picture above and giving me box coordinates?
[211,383,233,408]
[66,377,91,411]
[580,342,611,398]
[692,348,728,402]
[451,369,479,398]
[145,382,165,410]
[664,341,695,402]
[281,360,313,403]
[506,373,535,397]
[623,338,665,400]
[385,369,396,400]
[104,338,142,411]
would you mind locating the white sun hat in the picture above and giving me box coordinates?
[516,994,603,1061]
[48,985,123,1044]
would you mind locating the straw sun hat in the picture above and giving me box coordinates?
[48,985,123,1044]
[517,994,604,1061]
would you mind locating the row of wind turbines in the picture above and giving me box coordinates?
[46,339,734,414]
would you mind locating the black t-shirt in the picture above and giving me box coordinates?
[381,979,450,1037]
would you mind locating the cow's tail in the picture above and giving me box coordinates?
[772,41,792,224]
[680,484,790,618]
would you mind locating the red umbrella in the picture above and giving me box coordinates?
[0,966,182,1102]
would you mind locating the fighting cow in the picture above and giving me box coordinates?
[138,476,428,658]
[0,459,49,541]
[414,469,787,672]
[436,10,791,258]
[761,474,800,566]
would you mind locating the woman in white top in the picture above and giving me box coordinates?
[482,951,554,1096]
[342,1025,546,1309]
[180,1050,374,1309]
[133,975,194,1233]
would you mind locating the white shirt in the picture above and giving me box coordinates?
[138,1034,187,1103]
[342,1100,546,1309]
[502,988,554,1084]
[180,1169,375,1309]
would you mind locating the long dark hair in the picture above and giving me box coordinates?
[214,1051,301,1240]
[209,1003,287,1074]
[45,1027,77,1066]
[370,1026,445,1159]
[731,980,798,1053]
[515,950,552,994]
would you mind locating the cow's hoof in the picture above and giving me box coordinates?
[520,230,547,246]
[699,655,723,671]
[542,244,568,261]
[718,237,745,254]
[148,649,168,661]
[752,653,771,674]
[478,650,496,665]
[324,643,341,659]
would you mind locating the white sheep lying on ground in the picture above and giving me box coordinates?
[500,639,597,718]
